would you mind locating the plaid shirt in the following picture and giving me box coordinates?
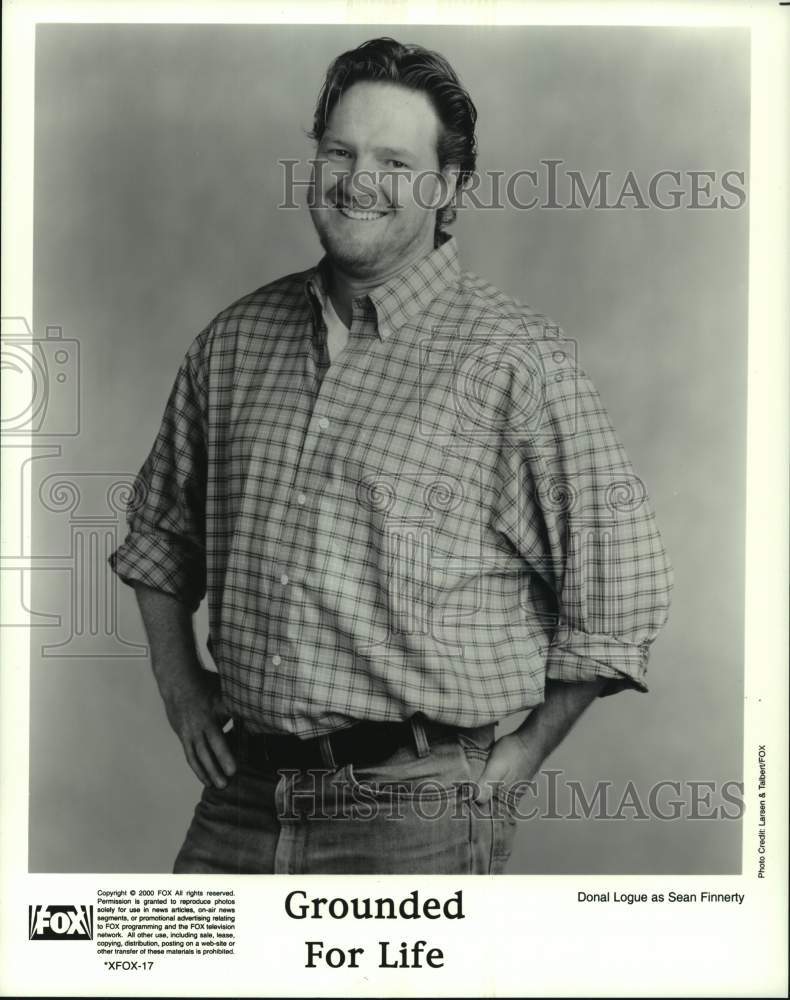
[110,234,673,737]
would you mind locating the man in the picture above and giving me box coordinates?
[110,37,673,874]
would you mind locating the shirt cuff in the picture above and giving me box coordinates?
[109,532,206,613]
[544,627,649,695]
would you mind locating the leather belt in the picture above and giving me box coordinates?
[234,716,463,771]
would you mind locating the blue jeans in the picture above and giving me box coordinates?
[173,722,518,874]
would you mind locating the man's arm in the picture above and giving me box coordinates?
[479,320,673,800]
[475,678,605,803]
[134,584,236,789]
[108,335,232,787]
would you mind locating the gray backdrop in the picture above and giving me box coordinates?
[29,24,749,873]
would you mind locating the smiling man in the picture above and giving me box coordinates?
[308,80,453,310]
[110,37,673,874]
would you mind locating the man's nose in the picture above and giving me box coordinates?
[340,156,386,208]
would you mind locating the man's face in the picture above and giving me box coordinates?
[309,81,456,280]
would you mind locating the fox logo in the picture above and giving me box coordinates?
[29,905,93,940]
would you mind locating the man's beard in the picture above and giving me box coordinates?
[310,207,438,282]
[311,212,391,277]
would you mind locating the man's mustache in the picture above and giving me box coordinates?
[310,167,405,210]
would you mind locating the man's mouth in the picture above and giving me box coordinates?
[336,204,389,221]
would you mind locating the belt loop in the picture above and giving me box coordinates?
[410,714,431,758]
[319,734,337,769]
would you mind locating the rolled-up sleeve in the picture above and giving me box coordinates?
[490,330,674,696]
[109,335,208,612]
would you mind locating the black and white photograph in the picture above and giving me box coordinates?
[1,2,787,997]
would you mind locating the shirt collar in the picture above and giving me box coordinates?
[304,232,461,341]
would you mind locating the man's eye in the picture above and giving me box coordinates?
[387,159,408,169]
[327,148,350,158]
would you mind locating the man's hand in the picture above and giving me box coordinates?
[474,678,607,805]
[474,731,543,805]
[160,667,236,789]
[132,584,237,789]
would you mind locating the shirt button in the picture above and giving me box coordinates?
[318,417,330,430]
[280,574,289,586]
[272,654,282,666]
[297,493,306,505]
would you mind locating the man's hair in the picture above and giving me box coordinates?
[309,36,478,237]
